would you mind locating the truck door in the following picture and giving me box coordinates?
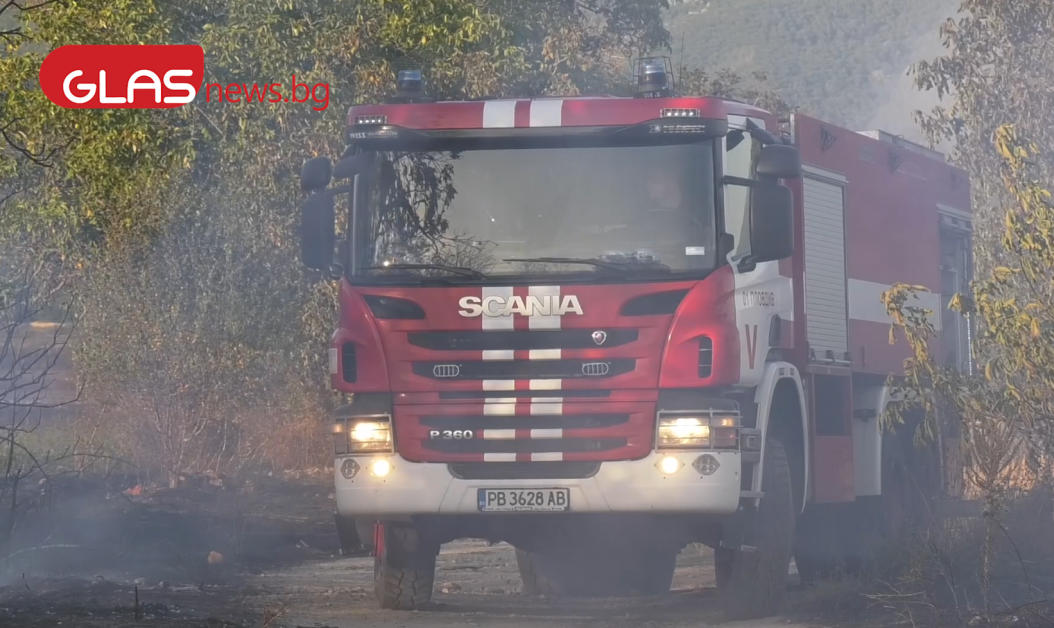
[801,164,855,503]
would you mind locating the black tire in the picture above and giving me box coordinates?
[516,548,559,596]
[714,546,733,589]
[516,546,678,597]
[718,438,796,621]
[374,524,438,610]
[793,506,845,584]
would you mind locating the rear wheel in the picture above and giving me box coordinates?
[718,438,795,621]
[794,432,925,584]
[374,523,438,610]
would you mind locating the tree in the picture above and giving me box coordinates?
[880,125,1054,618]
[0,0,677,475]
[911,0,1054,274]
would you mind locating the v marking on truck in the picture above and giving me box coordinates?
[745,324,759,370]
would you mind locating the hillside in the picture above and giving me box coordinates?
[665,0,959,141]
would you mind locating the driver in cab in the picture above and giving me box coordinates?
[619,163,711,262]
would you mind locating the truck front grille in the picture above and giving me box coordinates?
[408,329,638,351]
[420,414,628,431]
[394,406,652,463]
[448,461,601,480]
[424,437,627,455]
[412,359,635,380]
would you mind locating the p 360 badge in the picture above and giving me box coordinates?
[428,430,475,439]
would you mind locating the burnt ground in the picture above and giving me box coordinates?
[0,472,883,628]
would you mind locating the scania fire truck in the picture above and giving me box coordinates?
[297,59,974,619]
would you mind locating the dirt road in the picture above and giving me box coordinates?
[2,540,828,628]
[0,476,849,628]
[247,540,758,628]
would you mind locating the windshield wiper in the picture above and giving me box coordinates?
[364,263,488,279]
[502,256,668,274]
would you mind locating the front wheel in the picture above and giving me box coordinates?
[374,523,438,610]
[718,438,796,621]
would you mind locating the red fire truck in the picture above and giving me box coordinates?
[297,59,973,619]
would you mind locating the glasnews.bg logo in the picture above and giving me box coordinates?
[39,45,205,109]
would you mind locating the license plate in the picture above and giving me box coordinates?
[477,488,570,512]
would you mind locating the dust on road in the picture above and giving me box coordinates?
[0,475,836,628]
[243,540,812,628]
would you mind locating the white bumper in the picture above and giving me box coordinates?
[334,451,742,516]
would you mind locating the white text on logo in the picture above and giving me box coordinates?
[458,295,583,317]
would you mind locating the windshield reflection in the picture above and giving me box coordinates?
[353,139,717,281]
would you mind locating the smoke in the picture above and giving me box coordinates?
[862,8,954,149]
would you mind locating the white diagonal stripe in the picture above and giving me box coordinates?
[528,286,561,330]
[484,453,517,462]
[483,350,514,360]
[530,402,563,415]
[482,286,514,330]
[530,429,563,439]
[529,379,561,390]
[482,100,517,128]
[483,429,516,440]
[531,452,563,461]
[483,379,515,391]
[529,100,563,127]
[529,349,561,360]
[484,399,517,415]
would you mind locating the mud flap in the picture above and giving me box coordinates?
[719,502,759,553]
[335,512,363,555]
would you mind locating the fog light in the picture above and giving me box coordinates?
[693,454,720,476]
[657,456,683,475]
[370,458,392,477]
[340,458,360,479]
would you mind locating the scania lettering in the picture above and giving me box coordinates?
[300,60,976,619]
[457,295,584,318]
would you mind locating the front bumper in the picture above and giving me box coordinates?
[334,451,742,516]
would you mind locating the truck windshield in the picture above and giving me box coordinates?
[350,138,717,281]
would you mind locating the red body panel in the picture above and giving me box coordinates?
[331,274,739,463]
[787,115,971,504]
[789,114,972,377]
[349,96,730,130]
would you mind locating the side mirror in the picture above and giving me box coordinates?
[300,156,332,192]
[333,153,372,181]
[746,182,794,263]
[300,192,336,270]
[755,144,802,180]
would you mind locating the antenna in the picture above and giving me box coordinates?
[677,30,686,87]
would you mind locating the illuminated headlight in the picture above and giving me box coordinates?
[655,412,740,450]
[334,414,394,455]
[658,417,711,448]
[349,420,393,453]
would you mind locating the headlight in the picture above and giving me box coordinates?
[333,414,394,455]
[655,412,740,450]
[658,417,711,448]
[349,420,393,453]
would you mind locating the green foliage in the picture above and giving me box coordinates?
[0,0,678,473]
[666,0,956,129]
[881,126,1054,511]
[912,0,1054,270]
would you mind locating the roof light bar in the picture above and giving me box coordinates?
[662,108,700,118]
[354,115,387,125]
